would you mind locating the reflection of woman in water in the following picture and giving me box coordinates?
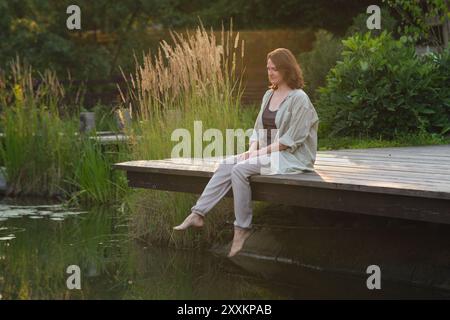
[174,48,319,257]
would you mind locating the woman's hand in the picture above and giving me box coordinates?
[237,151,250,161]
[248,150,259,158]
[237,150,258,161]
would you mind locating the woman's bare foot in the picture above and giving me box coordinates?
[173,212,204,231]
[228,227,252,257]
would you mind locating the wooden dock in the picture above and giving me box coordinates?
[0,131,130,145]
[87,131,130,145]
[113,145,450,225]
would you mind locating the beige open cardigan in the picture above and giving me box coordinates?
[249,88,319,175]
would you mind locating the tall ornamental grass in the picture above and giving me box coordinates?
[119,20,249,160]
[119,21,256,247]
[0,59,77,197]
[0,59,128,203]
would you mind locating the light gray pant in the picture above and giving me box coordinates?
[190,154,271,229]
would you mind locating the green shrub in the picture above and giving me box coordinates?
[345,7,397,38]
[316,31,449,138]
[299,9,396,103]
[423,46,450,135]
[299,30,343,101]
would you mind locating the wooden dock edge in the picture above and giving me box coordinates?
[113,163,450,225]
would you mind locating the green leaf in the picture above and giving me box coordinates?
[419,108,436,114]
[360,61,369,71]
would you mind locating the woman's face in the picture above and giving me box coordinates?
[267,58,284,87]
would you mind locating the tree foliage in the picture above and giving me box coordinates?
[384,0,450,46]
[0,0,381,80]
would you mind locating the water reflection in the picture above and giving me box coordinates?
[0,197,449,299]
[0,198,285,299]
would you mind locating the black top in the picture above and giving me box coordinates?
[262,93,277,146]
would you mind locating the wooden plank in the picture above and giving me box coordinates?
[316,160,450,178]
[333,144,450,150]
[314,165,450,184]
[251,173,450,200]
[90,134,129,144]
[310,172,450,192]
[316,156,450,170]
[321,144,450,155]
[317,153,449,165]
[113,160,217,177]
[315,158,450,174]
[1,132,131,145]
[331,150,450,158]
[333,144,450,155]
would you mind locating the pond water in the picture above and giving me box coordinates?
[0,197,449,300]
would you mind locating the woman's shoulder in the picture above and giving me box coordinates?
[263,88,273,98]
[260,89,273,107]
[288,89,312,107]
[289,89,317,113]
[263,88,310,103]
[290,88,309,100]
[260,89,274,107]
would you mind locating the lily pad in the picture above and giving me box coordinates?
[0,235,15,241]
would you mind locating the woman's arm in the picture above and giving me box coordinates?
[238,141,259,161]
[248,140,258,153]
[278,95,319,154]
[240,139,289,161]
[250,141,289,157]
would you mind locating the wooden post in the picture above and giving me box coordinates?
[115,109,131,132]
[444,17,449,47]
[79,112,96,134]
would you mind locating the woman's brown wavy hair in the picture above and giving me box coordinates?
[267,48,304,90]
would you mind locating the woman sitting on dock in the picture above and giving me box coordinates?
[174,48,319,257]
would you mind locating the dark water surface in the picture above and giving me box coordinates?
[0,197,449,300]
